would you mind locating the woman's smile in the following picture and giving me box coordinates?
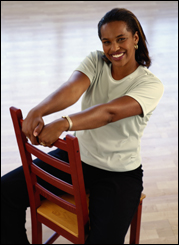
[110,52,126,61]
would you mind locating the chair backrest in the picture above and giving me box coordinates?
[10,106,89,243]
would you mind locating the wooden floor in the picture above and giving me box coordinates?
[1,1,178,244]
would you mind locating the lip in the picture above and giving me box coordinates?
[110,51,125,55]
[110,52,126,61]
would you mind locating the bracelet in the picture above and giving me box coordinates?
[62,116,73,131]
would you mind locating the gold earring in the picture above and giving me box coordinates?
[134,44,138,50]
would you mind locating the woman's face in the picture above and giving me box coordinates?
[100,21,139,69]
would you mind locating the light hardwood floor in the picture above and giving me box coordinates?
[1,1,178,244]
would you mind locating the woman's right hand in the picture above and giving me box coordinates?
[22,108,44,145]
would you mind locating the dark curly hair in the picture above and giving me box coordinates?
[98,8,152,68]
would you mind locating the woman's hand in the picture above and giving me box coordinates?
[22,108,44,145]
[37,119,68,147]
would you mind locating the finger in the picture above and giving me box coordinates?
[40,142,50,147]
[33,122,44,137]
[29,135,40,145]
[39,139,53,147]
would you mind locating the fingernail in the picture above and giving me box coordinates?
[33,132,38,137]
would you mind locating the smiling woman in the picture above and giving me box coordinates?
[100,21,140,80]
[1,7,164,245]
[98,8,151,69]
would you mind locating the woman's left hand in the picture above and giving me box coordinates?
[37,119,68,147]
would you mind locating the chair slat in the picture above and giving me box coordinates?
[31,163,74,195]
[53,139,68,152]
[35,183,77,214]
[25,143,71,174]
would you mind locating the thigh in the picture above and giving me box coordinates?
[85,169,143,244]
[1,166,31,244]
[1,165,30,209]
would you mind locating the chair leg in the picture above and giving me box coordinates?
[32,219,42,244]
[129,200,143,244]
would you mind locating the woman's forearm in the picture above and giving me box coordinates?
[64,95,142,132]
[31,71,91,117]
[32,83,78,117]
[37,96,142,146]
[22,71,90,145]
[67,103,113,131]
[38,103,111,146]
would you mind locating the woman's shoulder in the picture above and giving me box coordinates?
[89,50,104,57]
[84,50,105,63]
[81,50,106,71]
[137,66,162,84]
[132,66,164,96]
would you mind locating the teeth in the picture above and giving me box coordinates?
[112,53,124,58]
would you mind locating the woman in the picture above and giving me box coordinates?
[1,8,164,244]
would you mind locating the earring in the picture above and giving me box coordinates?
[134,44,138,50]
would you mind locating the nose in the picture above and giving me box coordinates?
[111,42,120,52]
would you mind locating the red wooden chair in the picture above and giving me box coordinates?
[10,106,145,244]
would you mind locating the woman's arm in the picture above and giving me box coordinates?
[33,71,90,117]
[22,71,90,145]
[37,95,143,146]
[69,95,143,130]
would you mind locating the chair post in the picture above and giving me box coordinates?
[32,220,42,244]
[66,135,89,243]
[10,107,42,244]
[129,199,143,244]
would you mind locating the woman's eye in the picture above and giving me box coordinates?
[103,38,125,45]
[103,41,110,45]
[117,38,125,42]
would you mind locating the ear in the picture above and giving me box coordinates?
[134,31,139,43]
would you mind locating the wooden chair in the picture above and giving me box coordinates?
[10,106,146,244]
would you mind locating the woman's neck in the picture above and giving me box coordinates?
[111,61,139,80]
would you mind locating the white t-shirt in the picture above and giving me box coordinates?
[74,50,164,172]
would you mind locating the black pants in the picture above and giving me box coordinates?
[1,148,143,244]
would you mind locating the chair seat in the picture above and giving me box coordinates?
[37,194,78,237]
[140,193,146,202]
[37,192,145,238]
[37,193,90,238]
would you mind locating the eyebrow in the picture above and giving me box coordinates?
[101,34,125,41]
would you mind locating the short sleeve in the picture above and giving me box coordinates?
[75,51,104,86]
[75,52,97,83]
[125,79,164,117]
